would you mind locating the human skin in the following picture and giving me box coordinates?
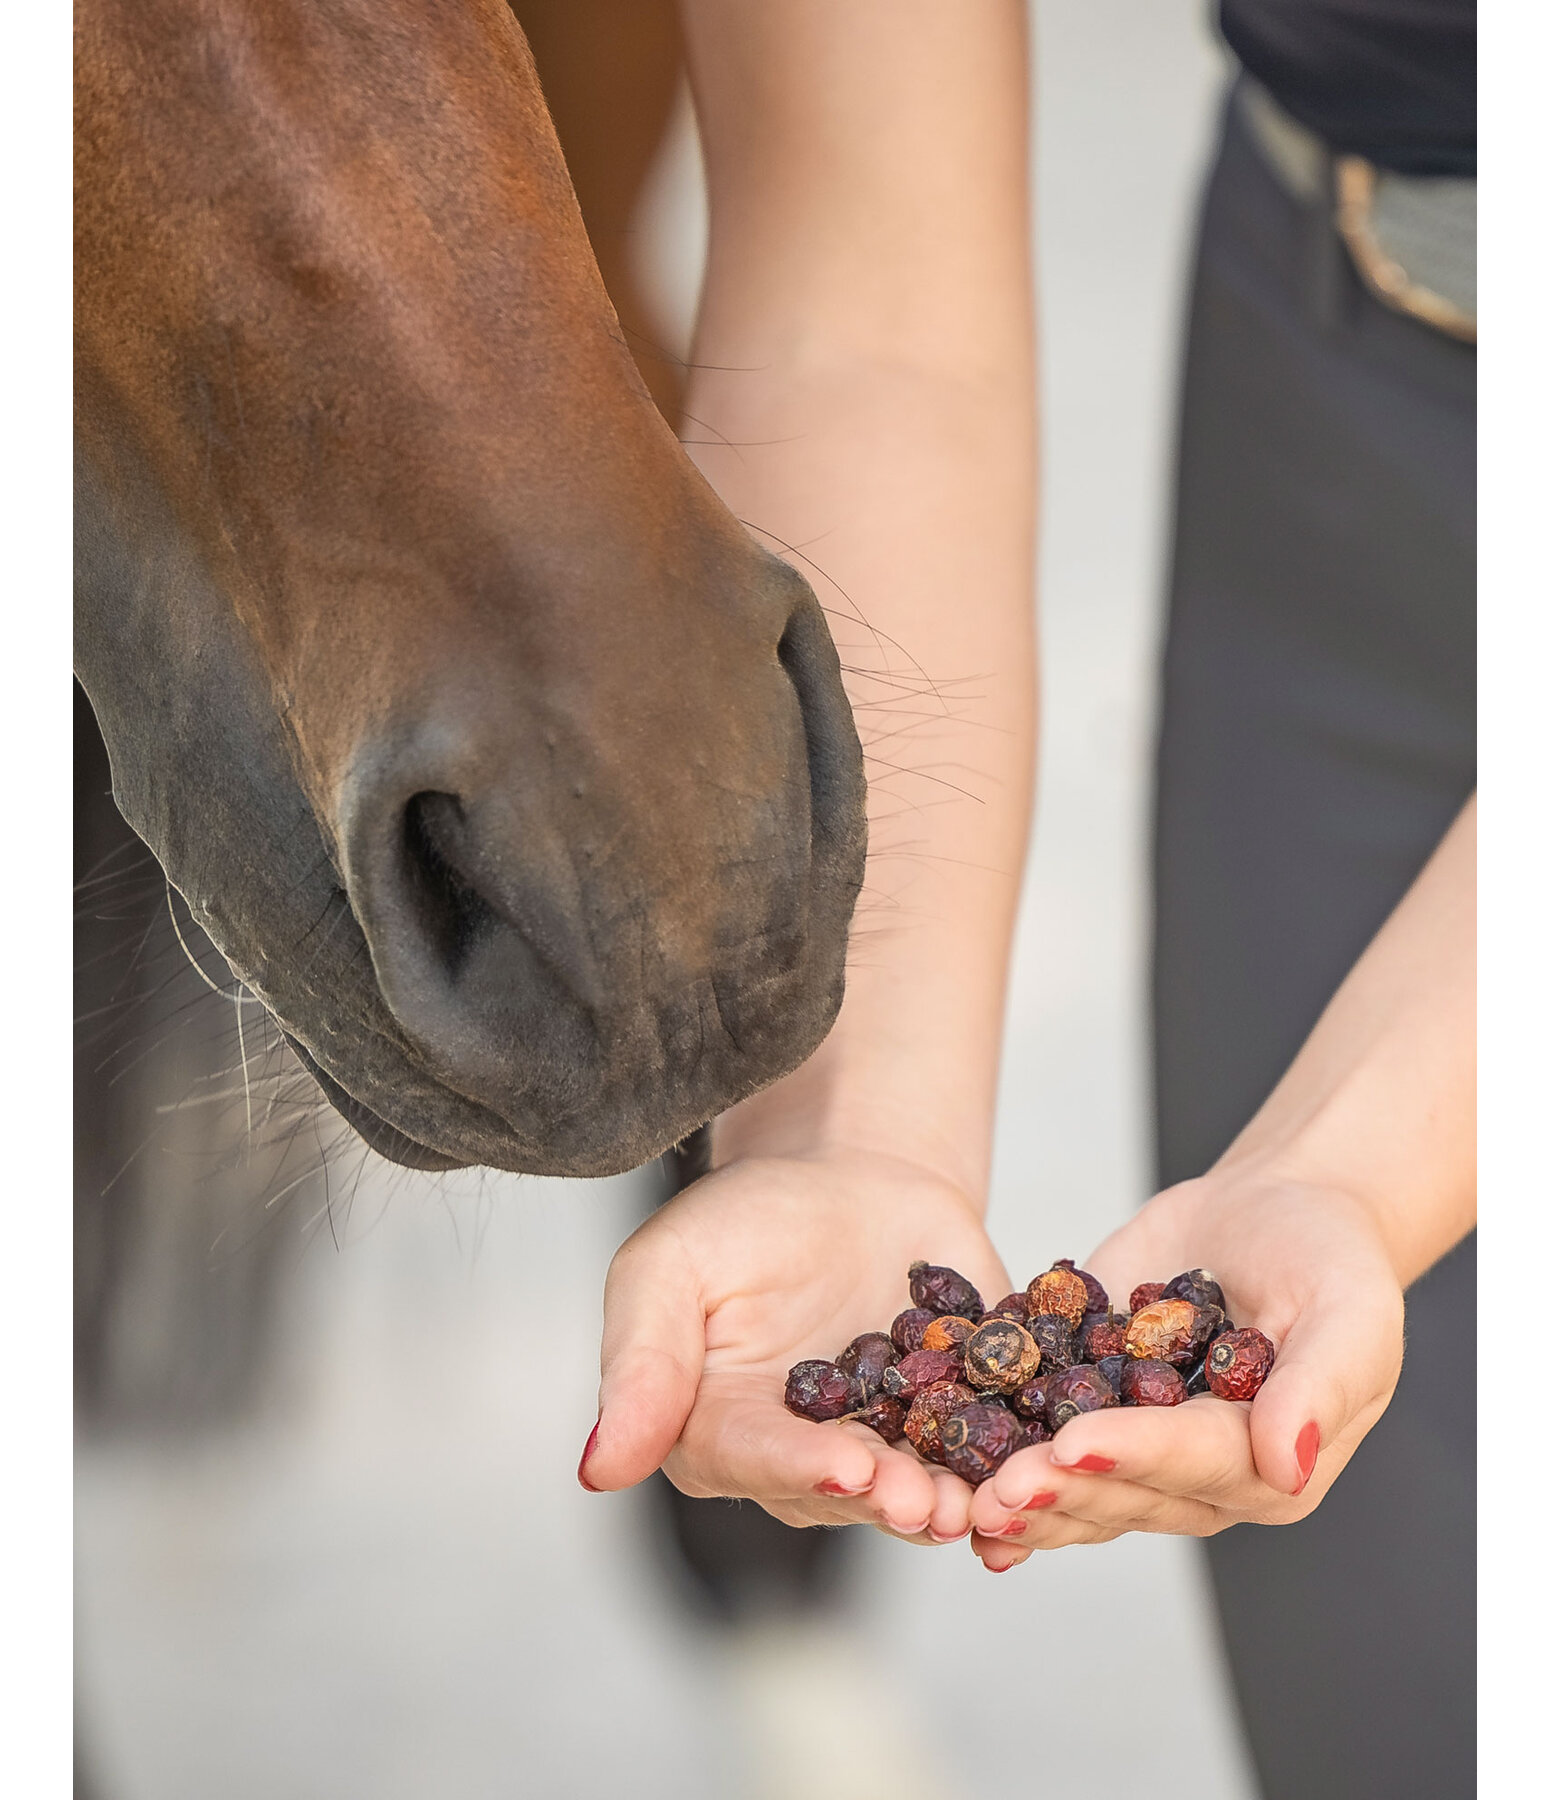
[582,5,1477,1565]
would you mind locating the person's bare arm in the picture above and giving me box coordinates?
[967,796,1476,1564]
[582,1,1038,1538]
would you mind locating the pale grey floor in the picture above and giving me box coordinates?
[76,7,1261,1797]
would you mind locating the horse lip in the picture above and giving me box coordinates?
[281,1034,468,1171]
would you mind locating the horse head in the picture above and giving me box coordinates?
[74,0,866,1175]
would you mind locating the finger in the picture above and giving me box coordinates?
[586,1223,709,1491]
[1043,1395,1262,1503]
[862,1442,945,1537]
[972,1456,1223,1540]
[972,1517,1123,1567]
[666,1374,882,1504]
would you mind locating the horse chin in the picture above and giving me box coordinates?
[281,1036,466,1173]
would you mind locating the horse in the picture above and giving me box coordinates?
[74,0,868,1179]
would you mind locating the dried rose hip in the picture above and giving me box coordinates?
[1124,1299,1200,1368]
[1183,1358,1212,1397]
[1026,1267,1090,1328]
[784,1360,858,1422]
[963,1318,1042,1391]
[941,1403,1027,1486]
[1010,1375,1051,1424]
[838,1332,898,1402]
[1162,1268,1227,1314]
[989,1292,1034,1325]
[1185,1303,1226,1364]
[1045,1364,1118,1428]
[882,1347,963,1403]
[904,1380,976,1465]
[922,1314,978,1355]
[851,1394,907,1441]
[1020,1418,1053,1446]
[1078,1310,1129,1363]
[1095,1354,1129,1393]
[1028,1313,1077,1375]
[1119,1357,1187,1407]
[909,1262,985,1322]
[1055,1258,1110,1315]
[1205,1328,1276,1401]
[1129,1281,1167,1313]
[891,1308,936,1356]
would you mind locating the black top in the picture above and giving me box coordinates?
[1218,0,1476,175]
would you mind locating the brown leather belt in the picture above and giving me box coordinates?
[1237,73,1476,344]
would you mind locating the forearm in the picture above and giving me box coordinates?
[1216,795,1477,1285]
[679,1,1038,1204]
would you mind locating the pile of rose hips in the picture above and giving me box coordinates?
[783,1259,1276,1487]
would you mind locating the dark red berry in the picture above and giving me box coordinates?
[1045,1364,1118,1428]
[1205,1328,1276,1401]
[1185,1304,1227,1364]
[1010,1375,1051,1424]
[1183,1358,1212,1397]
[1124,1299,1200,1368]
[1028,1313,1077,1375]
[921,1314,978,1355]
[851,1394,907,1441]
[1162,1268,1227,1313]
[784,1360,858,1422]
[908,1262,985,1322]
[891,1308,936,1355]
[882,1348,963,1403]
[941,1403,1027,1486]
[989,1292,1034,1325]
[963,1318,1041,1391]
[1118,1358,1187,1407]
[904,1380,976,1465]
[1020,1418,1053,1446]
[1054,1258,1110,1315]
[837,1332,898,1402]
[1129,1281,1167,1313]
[1095,1354,1129,1392]
[1026,1267,1089,1328]
[1078,1311,1130,1362]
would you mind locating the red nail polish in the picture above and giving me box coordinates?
[1294,1421,1320,1494]
[987,1560,1013,1574]
[577,1421,600,1493]
[814,1478,866,1497]
[1070,1453,1116,1473]
[1021,1489,1058,1510]
[998,1519,1027,1538]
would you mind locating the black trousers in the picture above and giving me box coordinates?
[1153,88,1476,1800]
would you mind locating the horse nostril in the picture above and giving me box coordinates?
[401,790,499,977]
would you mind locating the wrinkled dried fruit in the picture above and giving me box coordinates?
[891,1308,936,1356]
[922,1314,978,1355]
[850,1394,907,1441]
[1028,1313,1077,1375]
[1095,1354,1129,1393]
[1206,1328,1276,1401]
[1129,1281,1167,1313]
[1124,1299,1200,1368]
[941,1403,1027,1486]
[1010,1375,1051,1424]
[1162,1268,1227,1313]
[1020,1417,1053,1446]
[903,1380,976,1465]
[1119,1357,1187,1407]
[1183,1358,1212,1397]
[784,1360,858,1422]
[1055,1258,1110,1315]
[1026,1267,1090,1328]
[1045,1364,1119,1428]
[989,1293,1034,1325]
[908,1262,985,1322]
[963,1318,1042,1391]
[1185,1303,1226,1365]
[1078,1311,1130,1362]
[837,1332,898,1402]
[882,1347,963,1403]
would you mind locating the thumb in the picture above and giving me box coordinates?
[1247,1279,1403,1498]
[581,1224,706,1493]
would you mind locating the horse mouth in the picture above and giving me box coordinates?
[282,1034,466,1172]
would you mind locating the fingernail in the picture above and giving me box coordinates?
[1064,1452,1116,1474]
[577,1421,601,1493]
[929,1525,971,1544]
[815,1477,870,1497]
[985,1558,1015,1574]
[992,1519,1027,1538]
[1021,1489,1058,1511]
[1294,1421,1320,1495]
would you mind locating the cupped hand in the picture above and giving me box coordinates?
[581,1148,1010,1545]
[966,1172,1407,1570]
